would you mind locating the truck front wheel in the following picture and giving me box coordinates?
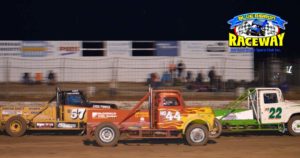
[94,123,120,147]
[185,124,208,146]
[288,115,300,136]
[5,116,27,137]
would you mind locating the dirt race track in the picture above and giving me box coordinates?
[0,132,300,158]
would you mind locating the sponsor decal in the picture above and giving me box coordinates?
[92,105,111,109]
[2,110,22,115]
[92,112,117,119]
[58,41,81,56]
[21,41,49,57]
[228,12,287,52]
[106,41,131,57]
[134,112,149,118]
[0,41,22,56]
[156,41,178,56]
[57,122,78,128]
[36,122,54,128]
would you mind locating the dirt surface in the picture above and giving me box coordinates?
[0,132,299,158]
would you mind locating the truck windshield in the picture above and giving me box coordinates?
[66,94,83,105]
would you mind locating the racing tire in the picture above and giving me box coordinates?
[185,124,208,146]
[5,116,27,137]
[288,115,300,136]
[209,118,222,139]
[94,122,120,147]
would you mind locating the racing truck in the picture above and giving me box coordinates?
[0,88,117,137]
[86,88,217,146]
[246,19,268,36]
[210,88,300,137]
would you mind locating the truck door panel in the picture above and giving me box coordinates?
[259,90,285,124]
[63,106,87,122]
[157,95,183,129]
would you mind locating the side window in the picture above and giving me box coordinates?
[163,97,179,106]
[263,93,278,104]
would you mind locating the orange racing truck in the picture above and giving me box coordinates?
[86,88,218,146]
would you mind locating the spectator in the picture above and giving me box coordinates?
[196,71,203,84]
[186,71,193,83]
[161,71,172,85]
[22,72,32,85]
[47,70,56,85]
[168,62,176,75]
[150,72,160,88]
[177,60,186,79]
[208,66,216,89]
[35,72,43,84]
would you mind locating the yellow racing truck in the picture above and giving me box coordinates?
[0,88,117,137]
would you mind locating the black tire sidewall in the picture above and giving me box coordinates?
[5,116,27,137]
[185,124,208,146]
[209,118,222,139]
[288,116,300,136]
[94,123,120,147]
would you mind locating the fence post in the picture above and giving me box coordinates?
[60,58,66,88]
[114,57,119,82]
[6,57,10,84]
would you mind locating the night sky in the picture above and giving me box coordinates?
[0,0,298,58]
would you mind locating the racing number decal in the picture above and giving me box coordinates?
[71,108,86,119]
[164,111,181,121]
[269,107,282,119]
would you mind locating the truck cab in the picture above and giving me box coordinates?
[251,88,300,134]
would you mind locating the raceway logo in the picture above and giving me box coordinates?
[228,12,287,47]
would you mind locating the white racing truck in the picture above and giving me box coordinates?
[211,88,300,137]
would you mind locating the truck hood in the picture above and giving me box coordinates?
[284,100,300,108]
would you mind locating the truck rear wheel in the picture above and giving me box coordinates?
[209,118,222,139]
[185,124,208,146]
[94,123,120,147]
[5,116,27,137]
[288,115,300,136]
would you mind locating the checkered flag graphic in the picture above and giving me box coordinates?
[237,22,251,35]
[262,23,276,36]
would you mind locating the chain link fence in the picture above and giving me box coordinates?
[0,56,253,83]
[1,56,299,101]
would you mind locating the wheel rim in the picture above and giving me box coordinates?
[292,120,300,133]
[10,120,22,133]
[99,127,115,143]
[190,128,205,143]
